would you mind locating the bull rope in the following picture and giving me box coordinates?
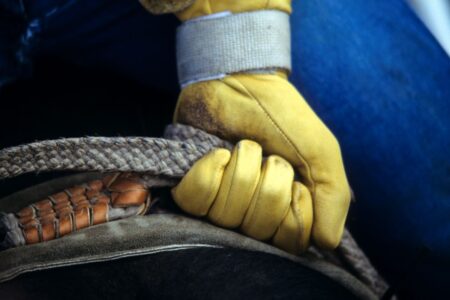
[0,124,389,297]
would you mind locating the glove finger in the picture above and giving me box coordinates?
[312,181,351,249]
[208,140,262,228]
[172,149,231,216]
[241,155,293,240]
[273,181,313,254]
[309,136,351,249]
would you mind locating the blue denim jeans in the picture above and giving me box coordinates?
[290,1,450,298]
[1,0,449,297]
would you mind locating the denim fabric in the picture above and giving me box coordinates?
[1,0,449,297]
[0,0,179,90]
[290,1,450,298]
[0,0,28,86]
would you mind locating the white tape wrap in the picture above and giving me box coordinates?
[176,10,291,87]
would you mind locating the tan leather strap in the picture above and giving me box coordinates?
[11,173,150,246]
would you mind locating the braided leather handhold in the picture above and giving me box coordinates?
[13,173,151,245]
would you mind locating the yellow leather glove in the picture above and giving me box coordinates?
[172,140,313,254]
[173,0,351,250]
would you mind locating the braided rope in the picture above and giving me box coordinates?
[0,125,231,180]
[0,124,388,297]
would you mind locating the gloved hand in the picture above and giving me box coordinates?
[172,0,351,250]
[172,140,313,254]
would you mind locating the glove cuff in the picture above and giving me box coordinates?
[176,10,291,88]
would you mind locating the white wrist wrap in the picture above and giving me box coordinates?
[176,10,291,87]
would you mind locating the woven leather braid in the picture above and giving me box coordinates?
[0,124,388,297]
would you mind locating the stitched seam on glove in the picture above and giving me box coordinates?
[230,76,317,197]
[204,156,228,215]
[293,190,305,250]
[242,173,263,236]
[214,149,239,224]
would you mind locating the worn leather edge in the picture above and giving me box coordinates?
[0,242,222,282]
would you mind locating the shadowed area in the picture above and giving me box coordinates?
[0,247,358,300]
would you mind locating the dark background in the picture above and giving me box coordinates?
[0,57,178,198]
